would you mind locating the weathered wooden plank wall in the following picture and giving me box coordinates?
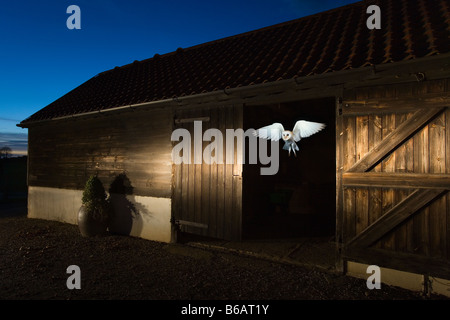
[172,104,243,241]
[340,79,450,277]
[28,108,174,198]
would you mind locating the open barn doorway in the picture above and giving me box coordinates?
[242,98,336,240]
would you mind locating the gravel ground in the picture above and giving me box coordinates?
[0,201,449,304]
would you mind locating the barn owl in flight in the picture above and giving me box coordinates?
[253,120,326,156]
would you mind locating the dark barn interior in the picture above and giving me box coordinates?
[242,98,336,239]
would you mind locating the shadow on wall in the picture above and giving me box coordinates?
[108,173,150,236]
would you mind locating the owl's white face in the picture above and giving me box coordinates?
[282,131,292,141]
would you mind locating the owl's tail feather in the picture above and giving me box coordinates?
[292,142,299,157]
[283,141,299,157]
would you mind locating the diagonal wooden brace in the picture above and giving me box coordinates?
[346,188,446,248]
[347,107,445,173]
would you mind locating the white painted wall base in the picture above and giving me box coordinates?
[28,186,83,225]
[347,261,450,298]
[28,186,173,243]
[108,193,173,242]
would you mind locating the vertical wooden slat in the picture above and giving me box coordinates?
[446,81,450,261]
[209,107,218,238]
[232,104,243,241]
[404,112,415,253]
[381,113,396,250]
[431,80,449,260]
[418,83,431,257]
[182,113,190,234]
[194,129,202,234]
[172,114,183,236]
[367,86,385,249]
[180,120,191,234]
[395,113,408,252]
[224,105,234,240]
[187,113,196,235]
[343,115,356,242]
[355,116,369,235]
[413,121,430,256]
[368,114,383,248]
[446,106,450,260]
[201,109,211,237]
[442,81,449,261]
[429,112,446,258]
[216,106,226,240]
[423,80,446,257]
[336,96,344,272]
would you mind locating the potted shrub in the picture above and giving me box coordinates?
[78,175,111,237]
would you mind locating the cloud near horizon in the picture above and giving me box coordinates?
[0,132,28,156]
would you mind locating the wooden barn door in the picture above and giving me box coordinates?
[337,82,450,278]
[172,104,243,241]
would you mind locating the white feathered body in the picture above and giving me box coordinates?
[253,120,326,156]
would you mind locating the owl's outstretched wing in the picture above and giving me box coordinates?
[292,120,326,141]
[253,123,284,141]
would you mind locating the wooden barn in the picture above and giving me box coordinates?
[19,0,450,290]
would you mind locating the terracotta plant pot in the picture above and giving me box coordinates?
[77,205,108,237]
